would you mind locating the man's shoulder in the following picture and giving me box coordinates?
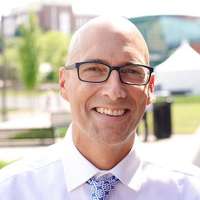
[126,159,200,199]
[0,142,68,199]
[141,160,200,180]
[143,160,200,175]
[141,161,200,193]
[0,143,64,185]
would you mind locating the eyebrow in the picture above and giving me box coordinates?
[83,58,109,65]
[81,59,138,66]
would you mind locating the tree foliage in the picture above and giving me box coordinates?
[0,36,20,81]
[18,13,40,90]
[1,13,70,86]
[39,31,70,81]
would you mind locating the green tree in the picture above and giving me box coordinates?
[39,31,70,81]
[18,13,40,90]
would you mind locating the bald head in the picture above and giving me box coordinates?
[66,16,149,65]
[60,16,155,158]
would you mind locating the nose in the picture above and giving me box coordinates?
[101,70,127,101]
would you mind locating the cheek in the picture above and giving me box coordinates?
[68,90,85,124]
[129,87,149,107]
[68,83,98,113]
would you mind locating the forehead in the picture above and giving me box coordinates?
[72,22,148,65]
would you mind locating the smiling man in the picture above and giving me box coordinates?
[59,16,154,171]
[0,16,200,200]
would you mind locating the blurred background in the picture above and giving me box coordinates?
[0,0,200,170]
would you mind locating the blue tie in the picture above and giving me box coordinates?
[87,174,119,200]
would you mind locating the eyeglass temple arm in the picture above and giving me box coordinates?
[64,63,77,70]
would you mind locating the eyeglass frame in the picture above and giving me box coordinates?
[64,60,154,85]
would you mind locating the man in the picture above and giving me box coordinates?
[0,16,199,200]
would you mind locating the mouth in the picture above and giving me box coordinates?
[94,107,129,117]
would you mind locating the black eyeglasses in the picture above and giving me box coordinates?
[64,60,153,85]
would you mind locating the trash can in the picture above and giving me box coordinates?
[153,98,172,139]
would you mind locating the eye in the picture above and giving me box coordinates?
[86,66,102,72]
[120,68,140,74]
[81,63,108,74]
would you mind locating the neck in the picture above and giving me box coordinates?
[73,132,135,170]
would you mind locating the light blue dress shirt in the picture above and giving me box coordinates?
[0,124,200,199]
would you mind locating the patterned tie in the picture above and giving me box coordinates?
[87,174,119,200]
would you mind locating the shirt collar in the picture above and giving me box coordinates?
[61,124,143,192]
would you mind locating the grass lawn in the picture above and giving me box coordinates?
[139,95,200,135]
[0,161,10,169]
[172,103,200,133]
[172,95,200,133]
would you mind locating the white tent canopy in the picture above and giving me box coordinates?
[155,41,200,94]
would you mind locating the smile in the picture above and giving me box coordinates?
[95,107,127,116]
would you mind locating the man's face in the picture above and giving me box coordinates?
[60,26,154,147]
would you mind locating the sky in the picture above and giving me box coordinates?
[1,0,200,18]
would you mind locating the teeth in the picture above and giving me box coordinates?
[96,107,125,116]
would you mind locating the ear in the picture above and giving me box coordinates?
[147,74,155,105]
[59,67,69,101]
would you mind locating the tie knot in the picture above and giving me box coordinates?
[87,174,119,200]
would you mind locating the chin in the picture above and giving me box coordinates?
[96,128,135,145]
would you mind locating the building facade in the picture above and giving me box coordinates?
[1,3,95,37]
[130,15,200,66]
